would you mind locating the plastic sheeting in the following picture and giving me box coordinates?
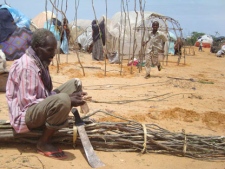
[0,4,30,28]
[60,30,69,54]
[76,26,93,51]
[71,11,172,56]
[167,32,177,55]
[44,21,60,41]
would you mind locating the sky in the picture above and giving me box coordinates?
[1,0,225,37]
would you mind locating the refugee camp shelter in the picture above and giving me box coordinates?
[69,19,92,51]
[31,11,56,29]
[195,34,213,48]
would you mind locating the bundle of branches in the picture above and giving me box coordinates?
[0,109,224,161]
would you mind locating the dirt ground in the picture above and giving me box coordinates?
[0,47,225,169]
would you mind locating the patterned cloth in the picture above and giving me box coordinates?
[0,27,32,61]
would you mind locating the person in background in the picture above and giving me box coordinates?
[174,37,183,55]
[199,39,203,51]
[91,17,106,61]
[142,21,167,79]
[60,18,70,54]
[6,28,88,160]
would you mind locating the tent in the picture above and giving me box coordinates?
[31,11,56,29]
[195,34,213,48]
[70,19,92,30]
[70,12,161,54]
[69,19,92,51]
[76,25,93,52]
[70,11,183,61]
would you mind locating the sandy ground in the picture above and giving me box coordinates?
[0,47,225,169]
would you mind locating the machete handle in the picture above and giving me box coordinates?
[71,108,84,126]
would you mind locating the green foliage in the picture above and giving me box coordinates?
[185,32,205,46]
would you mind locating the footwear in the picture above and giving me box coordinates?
[37,148,67,160]
[157,64,162,71]
[144,74,150,79]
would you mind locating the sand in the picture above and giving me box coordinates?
[0,47,224,169]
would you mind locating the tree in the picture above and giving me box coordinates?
[185,32,204,46]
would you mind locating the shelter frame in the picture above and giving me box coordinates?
[136,13,185,66]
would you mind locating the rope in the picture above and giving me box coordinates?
[182,129,187,155]
[73,125,78,148]
[141,123,147,154]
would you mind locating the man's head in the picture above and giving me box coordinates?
[31,28,57,67]
[152,21,159,33]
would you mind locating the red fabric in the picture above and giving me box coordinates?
[195,42,211,48]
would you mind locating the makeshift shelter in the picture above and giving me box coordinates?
[105,11,184,64]
[0,4,32,61]
[31,11,56,29]
[70,19,92,30]
[195,34,213,48]
[69,19,92,51]
[69,11,184,65]
[216,45,225,57]
[75,25,93,52]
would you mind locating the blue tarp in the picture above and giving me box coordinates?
[60,30,69,54]
[168,32,177,55]
[44,21,60,41]
[0,4,31,28]
[44,21,69,54]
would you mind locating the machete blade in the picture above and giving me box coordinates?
[72,108,105,168]
[77,126,105,168]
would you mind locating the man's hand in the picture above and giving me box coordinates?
[69,91,88,107]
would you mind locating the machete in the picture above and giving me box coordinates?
[71,108,105,168]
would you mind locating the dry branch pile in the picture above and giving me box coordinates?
[0,110,224,161]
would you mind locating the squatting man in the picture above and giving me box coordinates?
[6,28,90,159]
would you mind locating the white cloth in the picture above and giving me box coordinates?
[0,49,6,73]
